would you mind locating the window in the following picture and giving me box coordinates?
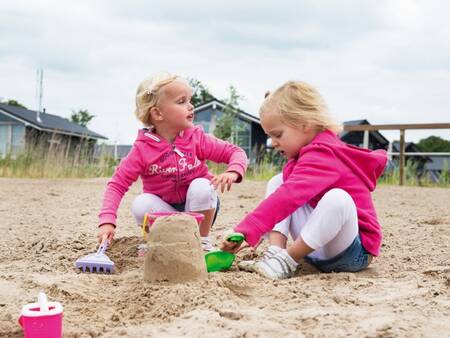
[0,125,8,157]
[194,109,212,133]
[0,123,25,157]
[234,120,251,158]
[11,125,25,155]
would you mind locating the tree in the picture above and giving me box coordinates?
[70,109,95,127]
[417,136,450,152]
[188,78,214,107]
[5,99,27,109]
[213,85,243,142]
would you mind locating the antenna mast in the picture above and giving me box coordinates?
[36,68,43,122]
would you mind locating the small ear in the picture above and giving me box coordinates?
[149,106,164,121]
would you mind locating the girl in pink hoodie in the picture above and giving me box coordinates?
[222,81,387,279]
[97,73,248,251]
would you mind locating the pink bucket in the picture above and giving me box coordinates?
[18,293,63,338]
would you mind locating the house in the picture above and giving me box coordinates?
[0,103,107,158]
[425,155,450,182]
[390,141,432,179]
[194,98,267,162]
[340,119,389,150]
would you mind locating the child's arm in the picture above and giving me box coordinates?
[198,131,248,184]
[233,145,345,247]
[98,145,145,234]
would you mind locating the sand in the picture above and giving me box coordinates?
[143,214,207,283]
[0,177,449,337]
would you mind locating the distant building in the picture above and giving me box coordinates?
[194,98,268,162]
[425,155,450,182]
[340,119,389,150]
[0,103,107,158]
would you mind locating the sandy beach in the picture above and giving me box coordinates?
[1,177,449,337]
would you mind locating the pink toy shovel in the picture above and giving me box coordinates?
[18,292,63,338]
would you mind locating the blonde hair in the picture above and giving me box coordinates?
[134,72,185,126]
[260,81,342,133]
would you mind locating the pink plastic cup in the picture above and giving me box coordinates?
[18,292,63,338]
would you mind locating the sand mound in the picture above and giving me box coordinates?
[143,214,207,283]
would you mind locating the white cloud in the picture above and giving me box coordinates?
[1,0,449,143]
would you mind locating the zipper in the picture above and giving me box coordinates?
[172,144,184,203]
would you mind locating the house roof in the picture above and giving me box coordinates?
[341,119,389,145]
[194,98,261,124]
[391,141,422,153]
[0,103,107,140]
[391,141,431,161]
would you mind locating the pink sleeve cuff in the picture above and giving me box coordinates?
[98,214,117,227]
[226,164,246,183]
[234,221,264,247]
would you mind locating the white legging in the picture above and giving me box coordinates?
[131,178,218,225]
[268,174,358,260]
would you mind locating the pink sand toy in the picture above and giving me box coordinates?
[141,212,205,240]
[18,292,63,338]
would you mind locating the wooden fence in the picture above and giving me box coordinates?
[342,123,450,185]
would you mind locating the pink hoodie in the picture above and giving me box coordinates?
[99,126,248,226]
[234,130,387,256]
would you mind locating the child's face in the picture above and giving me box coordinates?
[261,111,317,159]
[155,81,194,131]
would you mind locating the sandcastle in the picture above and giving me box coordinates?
[143,214,207,283]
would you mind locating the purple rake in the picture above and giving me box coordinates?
[75,241,115,273]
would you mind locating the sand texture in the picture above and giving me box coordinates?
[144,214,207,283]
[0,178,449,337]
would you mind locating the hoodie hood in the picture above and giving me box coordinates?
[308,130,387,191]
[136,126,198,145]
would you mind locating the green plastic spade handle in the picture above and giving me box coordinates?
[226,232,245,243]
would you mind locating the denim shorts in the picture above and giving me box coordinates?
[304,235,371,273]
[171,198,221,226]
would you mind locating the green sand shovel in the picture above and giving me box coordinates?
[205,232,245,272]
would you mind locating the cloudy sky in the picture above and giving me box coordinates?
[1,0,449,144]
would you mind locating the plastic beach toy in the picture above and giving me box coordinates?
[205,232,245,272]
[18,292,63,338]
[75,240,115,273]
[141,212,205,240]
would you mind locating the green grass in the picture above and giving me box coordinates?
[379,161,449,187]
[0,146,116,178]
[1,146,449,187]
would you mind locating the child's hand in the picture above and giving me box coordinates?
[97,223,115,245]
[220,229,246,253]
[211,172,240,193]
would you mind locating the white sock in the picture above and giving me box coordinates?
[201,236,214,251]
